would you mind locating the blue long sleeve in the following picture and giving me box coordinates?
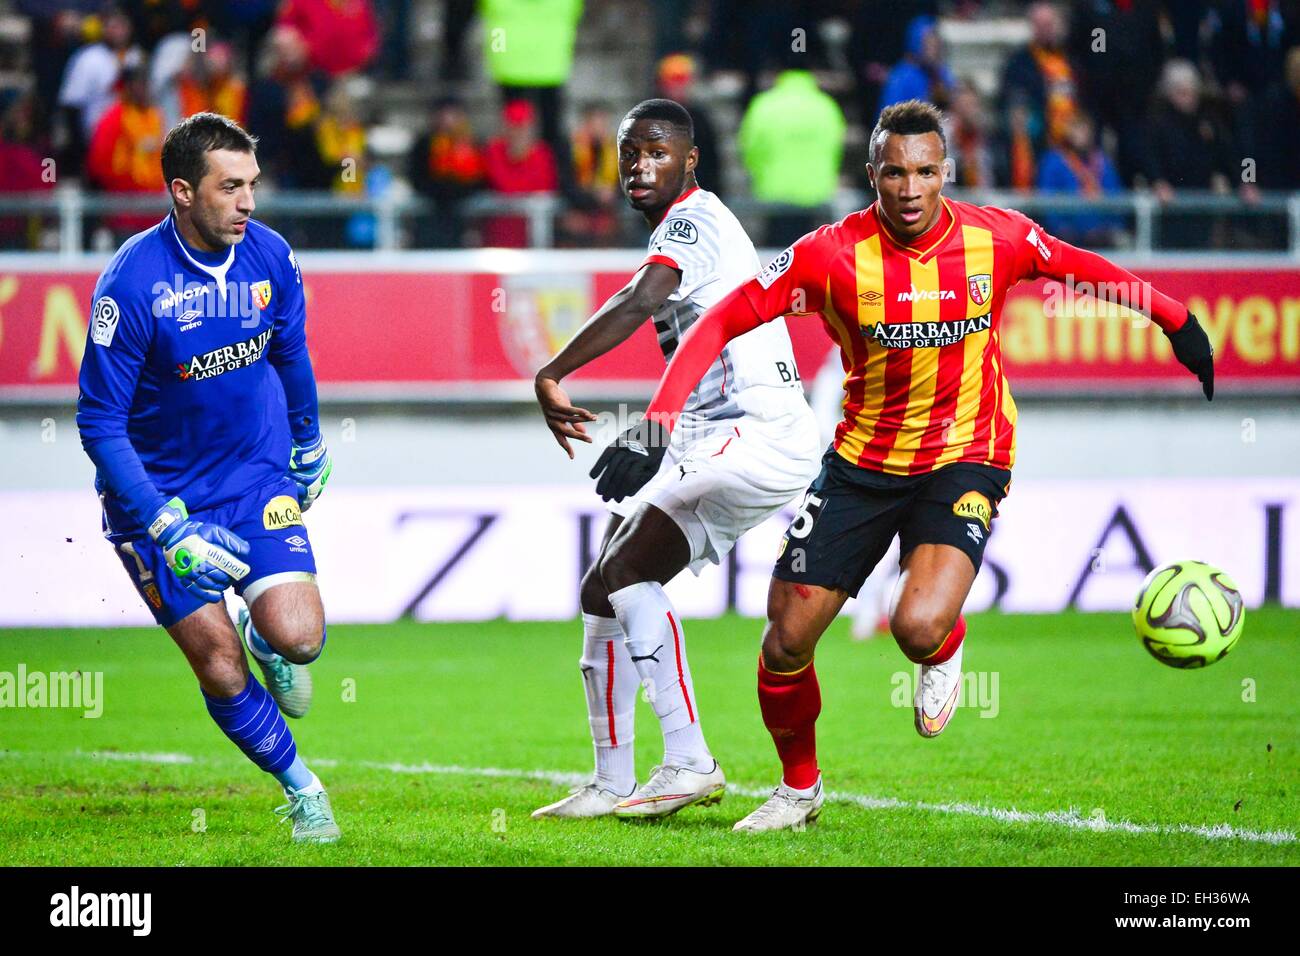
[268,246,320,444]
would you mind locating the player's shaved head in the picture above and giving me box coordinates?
[620,98,694,144]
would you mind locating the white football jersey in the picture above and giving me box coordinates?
[644,188,807,438]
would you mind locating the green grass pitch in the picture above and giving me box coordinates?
[1,609,1296,866]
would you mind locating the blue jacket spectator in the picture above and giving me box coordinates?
[878,16,955,117]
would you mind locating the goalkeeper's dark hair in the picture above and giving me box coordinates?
[869,99,946,166]
[621,98,694,144]
[162,112,258,192]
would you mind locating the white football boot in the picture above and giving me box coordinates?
[275,784,341,843]
[531,782,630,819]
[732,777,824,833]
[612,761,726,819]
[239,607,313,719]
[914,642,963,738]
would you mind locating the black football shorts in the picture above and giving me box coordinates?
[772,448,1012,597]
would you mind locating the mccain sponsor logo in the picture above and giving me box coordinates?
[862,312,992,349]
[263,495,303,530]
[176,329,272,382]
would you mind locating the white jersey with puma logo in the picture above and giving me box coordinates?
[644,187,809,441]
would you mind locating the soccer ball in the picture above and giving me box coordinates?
[1132,561,1245,669]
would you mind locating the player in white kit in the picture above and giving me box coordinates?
[532,99,821,820]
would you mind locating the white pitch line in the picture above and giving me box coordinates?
[362,760,1297,846]
[7,750,1295,846]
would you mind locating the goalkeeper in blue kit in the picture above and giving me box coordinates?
[76,113,339,842]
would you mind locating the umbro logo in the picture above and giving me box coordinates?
[625,441,648,456]
[254,732,279,754]
[858,290,883,303]
[286,535,307,547]
[966,523,983,543]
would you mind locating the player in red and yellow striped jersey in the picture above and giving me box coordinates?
[590,100,1215,832]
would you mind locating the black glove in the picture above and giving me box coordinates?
[589,417,670,502]
[1167,311,1214,401]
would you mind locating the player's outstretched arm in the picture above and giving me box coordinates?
[535,261,682,458]
[1025,230,1214,400]
[589,283,768,502]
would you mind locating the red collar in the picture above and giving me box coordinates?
[652,185,700,225]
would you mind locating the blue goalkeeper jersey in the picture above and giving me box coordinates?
[77,212,319,538]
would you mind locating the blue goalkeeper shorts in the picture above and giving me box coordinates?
[106,476,319,628]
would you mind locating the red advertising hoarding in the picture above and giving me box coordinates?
[1,256,1296,397]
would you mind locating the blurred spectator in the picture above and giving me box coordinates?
[314,81,367,193]
[276,0,381,77]
[86,61,165,240]
[1208,0,1300,156]
[208,0,280,75]
[482,99,559,248]
[408,97,486,247]
[654,54,722,197]
[122,0,205,50]
[1035,111,1124,246]
[702,0,803,107]
[19,1,99,138]
[480,0,584,182]
[947,80,1001,188]
[1146,60,1251,248]
[848,1,937,125]
[57,7,142,170]
[1005,101,1036,191]
[559,104,619,247]
[1068,0,1165,186]
[440,0,475,81]
[998,2,1077,163]
[0,91,56,249]
[374,0,414,81]
[738,69,845,246]
[1258,46,1300,189]
[878,15,955,116]
[246,25,326,188]
[158,42,249,130]
[1146,60,1240,199]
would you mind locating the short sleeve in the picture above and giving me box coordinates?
[739,226,833,320]
[644,209,722,298]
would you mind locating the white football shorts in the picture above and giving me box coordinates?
[610,394,822,574]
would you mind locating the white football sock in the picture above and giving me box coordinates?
[581,613,638,795]
[607,582,713,771]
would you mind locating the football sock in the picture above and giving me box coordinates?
[607,582,713,771]
[757,655,821,791]
[910,614,966,665]
[275,757,317,792]
[581,613,638,795]
[203,674,298,776]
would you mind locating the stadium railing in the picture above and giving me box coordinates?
[1,188,1298,256]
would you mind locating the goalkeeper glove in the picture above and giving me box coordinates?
[288,435,332,511]
[1167,311,1214,400]
[589,417,670,503]
[148,497,250,603]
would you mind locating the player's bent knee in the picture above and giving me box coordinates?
[761,619,814,674]
[579,565,612,616]
[891,607,952,661]
[197,659,250,698]
[278,626,325,665]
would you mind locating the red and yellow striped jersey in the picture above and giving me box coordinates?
[744,198,1074,475]
[646,197,1189,478]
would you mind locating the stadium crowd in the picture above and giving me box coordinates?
[1,0,1297,250]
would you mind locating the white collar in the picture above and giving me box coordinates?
[167,213,236,297]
